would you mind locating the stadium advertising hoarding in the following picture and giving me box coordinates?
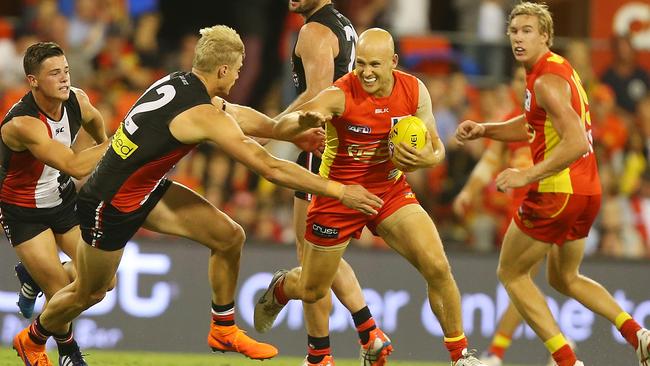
[0,238,648,364]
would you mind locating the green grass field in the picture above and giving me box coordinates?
[0,347,457,366]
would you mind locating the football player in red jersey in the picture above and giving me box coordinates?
[279,1,390,365]
[255,28,486,366]
[455,3,649,366]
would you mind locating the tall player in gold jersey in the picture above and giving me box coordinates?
[455,3,649,366]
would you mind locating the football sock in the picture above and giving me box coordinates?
[487,332,512,359]
[545,334,577,366]
[211,302,235,326]
[306,335,330,364]
[54,326,79,356]
[29,315,52,345]
[444,333,468,362]
[616,312,642,348]
[352,306,376,344]
[273,276,289,305]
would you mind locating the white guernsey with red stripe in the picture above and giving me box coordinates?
[0,91,82,208]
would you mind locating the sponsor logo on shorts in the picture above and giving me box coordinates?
[347,124,371,134]
[312,223,339,239]
[112,125,139,160]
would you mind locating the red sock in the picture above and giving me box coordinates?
[552,344,577,366]
[273,277,289,305]
[620,318,642,348]
[487,332,511,359]
[444,334,468,362]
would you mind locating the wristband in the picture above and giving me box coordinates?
[326,181,345,200]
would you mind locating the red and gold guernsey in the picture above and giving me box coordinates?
[524,52,601,195]
[320,70,419,192]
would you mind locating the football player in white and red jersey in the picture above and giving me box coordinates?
[1,42,109,366]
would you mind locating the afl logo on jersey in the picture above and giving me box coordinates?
[524,89,532,112]
[347,124,371,134]
[112,125,139,159]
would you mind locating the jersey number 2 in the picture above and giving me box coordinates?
[124,79,176,134]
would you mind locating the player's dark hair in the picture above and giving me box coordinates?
[23,42,65,76]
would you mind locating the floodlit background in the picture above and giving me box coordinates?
[0,0,649,365]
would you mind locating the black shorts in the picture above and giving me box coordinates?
[295,151,322,201]
[78,179,171,251]
[0,185,78,247]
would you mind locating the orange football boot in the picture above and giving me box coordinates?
[13,327,52,366]
[303,355,335,366]
[208,324,278,360]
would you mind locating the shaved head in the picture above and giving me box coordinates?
[357,28,395,59]
[354,28,398,97]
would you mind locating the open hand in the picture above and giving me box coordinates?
[298,111,330,129]
[340,185,383,215]
[294,127,325,155]
[392,132,436,172]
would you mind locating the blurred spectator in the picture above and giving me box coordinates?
[67,0,108,58]
[133,12,162,69]
[591,84,628,173]
[476,0,506,83]
[335,0,388,33]
[0,25,33,93]
[565,39,596,95]
[601,34,650,115]
[385,0,429,37]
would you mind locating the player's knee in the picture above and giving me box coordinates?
[548,270,576,295]
[497,263,514,284]
[301,286,328,304]
[41,278,70,299]
[420,257,452,283]
[211,221,245,252]
[85,288,108,307]
[227,223,245,249]
[106,275,117,292]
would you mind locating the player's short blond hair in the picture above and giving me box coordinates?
[508,2,554,47]
[193,25,244,73]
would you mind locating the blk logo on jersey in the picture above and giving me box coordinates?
[55,126,65,135]
[347,124,371,134]
[312,223,339,239]
[374,108,389,114]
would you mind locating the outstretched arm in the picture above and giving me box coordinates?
[273,86,345,138]
[455,114,528,144]
[170,104,382,215]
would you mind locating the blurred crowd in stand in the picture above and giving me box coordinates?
[0,0,649,259]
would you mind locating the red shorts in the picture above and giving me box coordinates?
[513,191,601,245]
[305,177,419,247]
